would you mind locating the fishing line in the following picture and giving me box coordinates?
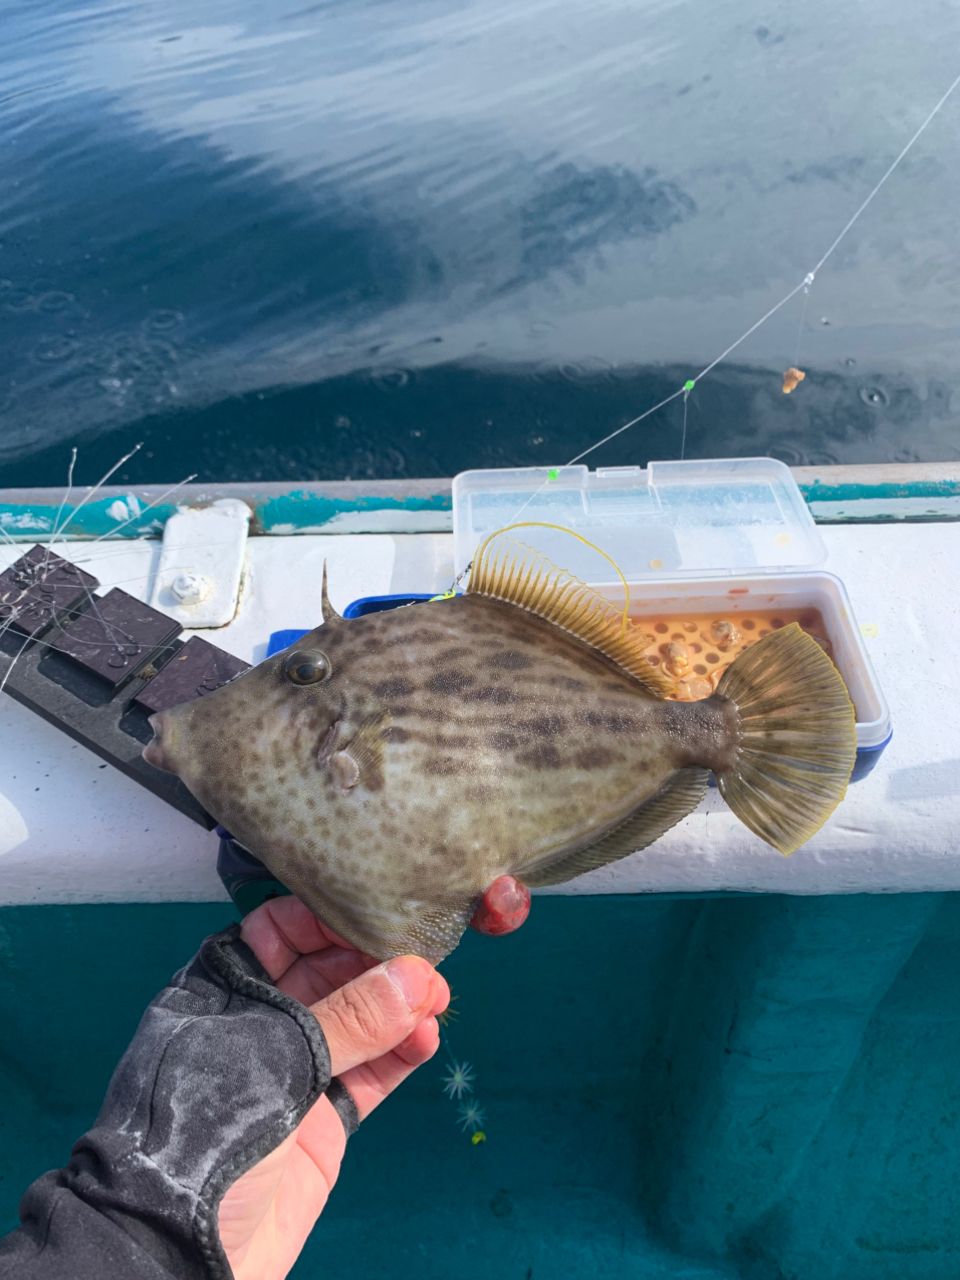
[793,275,813,371]
[49,443,144,544]
[7,445,151,672]
[80,474,198,545]
[42,446,77,569]
[8,68,960,668]
[46,446,171,668]
[460,65,960,572]
[0,452,195,552]
[438,1022,487,1144]
[0,563,239,633]
[807,68,960,279]
[473,520,632,632]
[680,383,691,462]
[0,458,200,685]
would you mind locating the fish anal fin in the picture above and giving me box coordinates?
[466,542,672,696]
[523,767,709,887]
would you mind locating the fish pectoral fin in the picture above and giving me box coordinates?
[523,767,710,887]
[344,710,391,787]
[465,538,672,696]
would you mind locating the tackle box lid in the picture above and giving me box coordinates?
[451,457,827,583]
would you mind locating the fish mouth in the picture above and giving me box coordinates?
[142,712,174,773]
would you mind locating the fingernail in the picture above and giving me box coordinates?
[385,957,433,1011]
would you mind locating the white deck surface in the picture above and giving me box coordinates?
[0,523,957,905]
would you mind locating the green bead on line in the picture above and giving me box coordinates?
[683,379,695,393]
[547,468,560,481]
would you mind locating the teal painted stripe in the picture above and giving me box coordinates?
[0,498,181,540]
[256,489,451,532]
[0,479,956,539]
[0,491,452,540]
[799,479,960,501]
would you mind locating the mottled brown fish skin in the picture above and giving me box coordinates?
[150,595,737,961]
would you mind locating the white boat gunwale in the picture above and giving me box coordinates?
[0,460,957,907]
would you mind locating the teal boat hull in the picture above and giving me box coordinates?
[1,894,957,1278]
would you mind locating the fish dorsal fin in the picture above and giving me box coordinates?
[321,561,342,623]
[524,767,709,888]
[466,541,672,696]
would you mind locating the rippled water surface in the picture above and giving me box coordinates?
[2,0,960,485]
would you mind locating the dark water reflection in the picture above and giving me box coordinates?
[2,0,959,485]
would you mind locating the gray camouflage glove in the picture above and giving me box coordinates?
[0,924,351,1280]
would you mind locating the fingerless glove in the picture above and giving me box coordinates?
[0,924,356,1279]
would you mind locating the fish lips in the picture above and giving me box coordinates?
[142,711,175,773]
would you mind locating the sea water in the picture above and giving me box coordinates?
[1,0,960,487]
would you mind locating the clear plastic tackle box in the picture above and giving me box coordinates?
[447,456,891,779]
[307,458,890,781]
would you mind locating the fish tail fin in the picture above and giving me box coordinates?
[715,623,857,854]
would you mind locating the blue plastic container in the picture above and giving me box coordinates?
[343,593,435,618]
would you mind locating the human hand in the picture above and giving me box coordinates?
[218,896,449,1280]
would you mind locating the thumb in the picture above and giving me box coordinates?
[310,956,448,1076]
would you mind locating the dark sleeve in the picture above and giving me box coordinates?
[0,924,357,1280]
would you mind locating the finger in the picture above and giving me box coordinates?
[311,956,449,1077]
[275,947,373,1006]
[241,896,364,980]
[331,1017,441,1124]
[240,897,334,979]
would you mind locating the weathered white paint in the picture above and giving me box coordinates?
[268,509,455,536]
[148,498,251,628]
[810,496,960,521]
[0,523,955,904]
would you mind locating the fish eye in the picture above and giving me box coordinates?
[282,649,332,686]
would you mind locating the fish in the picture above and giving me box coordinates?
[143,540,857,963]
